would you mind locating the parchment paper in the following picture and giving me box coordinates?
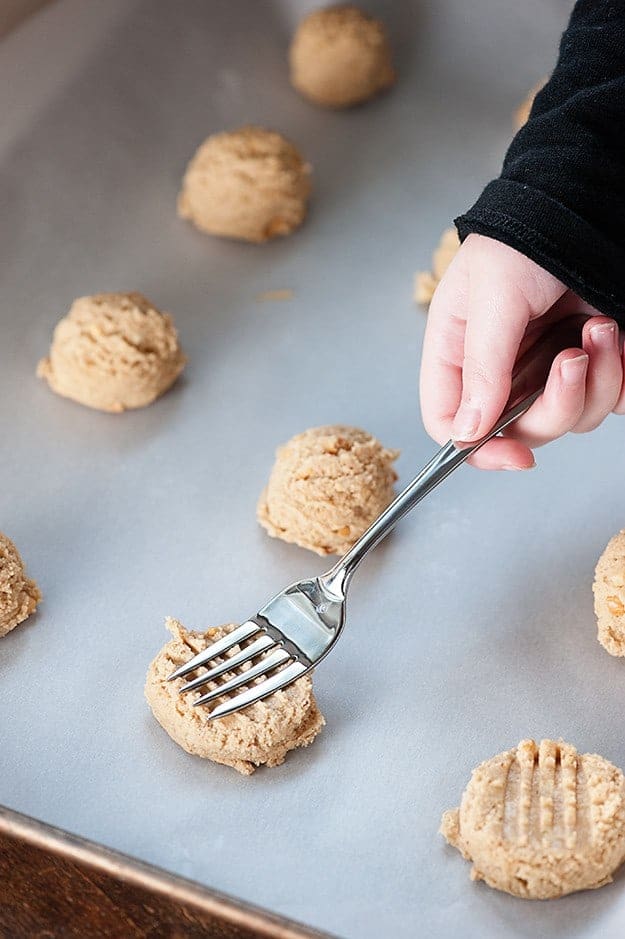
[2,2,624,936]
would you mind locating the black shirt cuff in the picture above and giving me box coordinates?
[456,179,625,323]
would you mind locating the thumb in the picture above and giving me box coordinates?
[452,235,568,442]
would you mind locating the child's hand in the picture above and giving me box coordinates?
[419,234,625,470]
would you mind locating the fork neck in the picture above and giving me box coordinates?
[324,393,542,590]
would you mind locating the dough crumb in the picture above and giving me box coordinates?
[178,126,311,243]
[37,292,185,413]
[289,5,395,108]
[593,529,625,655]
[441,738,625,899]
[513,78,547,129]
[145,619,324,775]
[0,532,41,638]
[258,425,399,556]
[256,289,295,303]
[415,228,460,307]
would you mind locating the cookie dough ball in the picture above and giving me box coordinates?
[177,127,311,243]
[257,425,399,556]
[514,78,547,129]
[414,228,460,306]
[37,292,186,413]
[440,738,625,899]
[0,533,41,638]
[593,530,625,655]
[145,619,324,775]
[289,5,395,108]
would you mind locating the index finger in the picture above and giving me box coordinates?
[419,248,468,443]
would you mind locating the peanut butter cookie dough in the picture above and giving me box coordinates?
[289,5,395,108]
[0,533,41,638]
[258,425,399,556]
[178,127,311,243]
[441,739,625,899]
[37,292,185,413]
[414,228,460,306]
[145,619,324,775]
[513,78,547,130]
[593,529,625,656]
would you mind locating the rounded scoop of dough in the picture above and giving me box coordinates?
[593,529,625,656]
[177,126,311,243]
[289,4,395,108]
[440,739,625,899]
[414,228,460,306]
[257,425,399,556]
[37,292,186,413]
[145,619,324,775]
[0,532,41,638]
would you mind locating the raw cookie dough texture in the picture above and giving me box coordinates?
[289,5,395,108]
[178,126,311,243]
[440,738,625,899]
[145,619,324,775]
[514,78,547,129]
[257,425,399,556]
[0,532,41,638]
[414,228,460,306]
[593,529,625,656]
[37,292,186,413]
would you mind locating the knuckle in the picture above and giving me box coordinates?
[462,353,506,390]
[515,265,562,319]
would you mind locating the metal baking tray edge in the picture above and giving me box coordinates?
[0,803,336,938]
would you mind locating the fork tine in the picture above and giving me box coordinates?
[205,661,309,721]
[192,648,290,707]
[179,634,276,693]
[167,620,261,682]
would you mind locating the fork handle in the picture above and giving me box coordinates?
[323,315,589,593]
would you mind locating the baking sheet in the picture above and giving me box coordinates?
[0,804,331,938]
[2,2,625,937]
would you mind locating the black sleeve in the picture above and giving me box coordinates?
[455,0,625,324]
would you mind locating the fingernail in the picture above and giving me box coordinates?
[590,321,617,349]
[452,403,481,440]
[561,354,588,384]
[502,460,536,471]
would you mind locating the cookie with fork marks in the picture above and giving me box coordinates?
[440,739,625,899]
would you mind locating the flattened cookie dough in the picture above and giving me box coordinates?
[414,228,460,306]
[145,619,324,775]
[257,425,399,556]
[441,739,625,899]
[593,529,625,655]
[0,532,41,638]
[37,292,186,413]
[178,126,311,243]
[289,4,395,108]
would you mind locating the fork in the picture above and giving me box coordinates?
[169,316,587,720]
